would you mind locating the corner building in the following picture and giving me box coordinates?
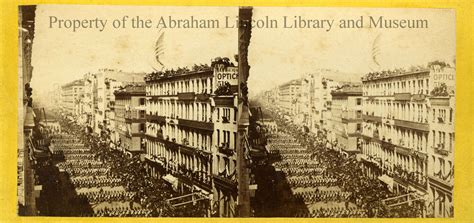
[359,65,455,217]
[144,60,240,217]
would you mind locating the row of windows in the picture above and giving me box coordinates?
[363,78,430,96]
[364,101,430,123]
[146,77,213,96]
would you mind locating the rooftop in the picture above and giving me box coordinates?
[361,61,454,82]
[114,84,146,96]
[61,79,84,88]
[331,84,363,96]
[144,57,237,82]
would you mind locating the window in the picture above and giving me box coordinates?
[222,108,231,123]
[233,132,237,150]
[449,108,453,123]
[356,98,362,106]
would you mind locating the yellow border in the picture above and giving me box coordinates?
[1,0,473,222]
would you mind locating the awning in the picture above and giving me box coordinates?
[162,174,178,191]
[378,174,394,192]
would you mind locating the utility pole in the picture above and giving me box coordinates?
[236,6,252,217]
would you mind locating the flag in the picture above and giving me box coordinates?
[154,30,165,67]
[371,34,382,69]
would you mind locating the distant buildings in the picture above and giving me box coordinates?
[276,79,301,116]
[60,79,84,117]
[58,70,146,138]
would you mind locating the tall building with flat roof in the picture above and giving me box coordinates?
[277,79,301,116]
[359,64,455,217]
[328,84,363,156]
[143,58,243,217]
[60,79,84,116]
[114,84,147,156]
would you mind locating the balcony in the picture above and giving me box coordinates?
[433,143,449,156]
[394,119,429,132]
[191,173,212,191]
[196,93,210,101]
[213,173,238,192]
[178,118,214,131]
[196,147,212,159]
[146,114,166,124]
[394,93,412,101]
[218,143,234,156]
[430,97,450,106]
[429,173,453,191]
[395,145,412,156]
[177,92,195,101]
[362,114,382,123]
[412,94,426,101]
[179,141,196,156]
[214,96,235,107]
[381,138,395,151]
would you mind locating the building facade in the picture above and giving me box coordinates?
[328,85,363,156]
[143,59,241,217]
[114,85,147,156]
[90,69,145,136]
[276,79,301,116]
[18,5,38,215]
[359,65,455,217]
[60,79,84,117]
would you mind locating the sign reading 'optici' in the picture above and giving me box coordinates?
[430,67,455,88]
[214,66,238,87]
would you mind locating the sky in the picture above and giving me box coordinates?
[248,7,455,96]
[31,6,455,99]
[31,5,238,93]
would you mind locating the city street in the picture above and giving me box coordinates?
[34,117,209,217]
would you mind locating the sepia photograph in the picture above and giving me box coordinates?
[18,5,455,218]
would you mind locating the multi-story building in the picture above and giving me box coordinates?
[90,69,145,136]
[143,59,241,217]
[60,79,84,116]
[360,68,431,195]
[81,73,95,130]
[277,79,301,116]
[426,66,455,218]
[359,64,455,217]
[113,85,147,156]
[18,5,38,215]
[309,73,340,133]
[328,84,363,156]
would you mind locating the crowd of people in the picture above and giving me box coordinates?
[294,190,352,203]
[267,132,363,217]
[77,190,135,204]
[287,176,338,188]
[84,207,153,217]
[52,115,210,217]
[264,106,424,218]
[50,130,156,217]
[295,207,368,218]
[71,177,122,188]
